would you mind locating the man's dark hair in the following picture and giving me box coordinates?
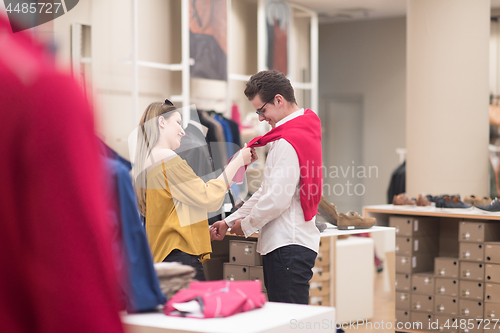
[244,70,297,105]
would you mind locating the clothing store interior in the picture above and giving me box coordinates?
[4,1,500,333]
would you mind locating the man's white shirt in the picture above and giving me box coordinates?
[225,109,320,255]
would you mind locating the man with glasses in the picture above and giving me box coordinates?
[211,70,323,305]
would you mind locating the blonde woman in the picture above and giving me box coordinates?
[134,100,256,281]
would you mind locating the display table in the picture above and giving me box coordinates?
[122,302,336,333]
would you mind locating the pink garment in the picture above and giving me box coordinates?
[164,280,266,318]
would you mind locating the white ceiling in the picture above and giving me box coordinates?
[286,0,500,23]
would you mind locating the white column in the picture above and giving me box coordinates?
[406,0,490,197]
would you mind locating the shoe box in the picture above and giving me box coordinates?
[457,318,484,333]
[395,309,411,326]
[485,242,500,264]
[459,243,485,262]
[484,302,500,320]
[310,295,330,307]
[203,255,228,281]
[435,277,459,297]
[396,291,411,310]
[396,235,439,256]
[458,299,484,319]
[390,216,438,237]
[248,265,266,293]
[229,240,262,266]
[459,222,500,243]
[396,273,412,292]
[485,283,500,303]
[436,258,460,278]
[409,312,434,330]
[459,281,484,300]
[485,264,500,283]
[434,315,458,333]
[435,295,459,315]
[223,263,250,281]
[397,253,436,274]
[412,273,435,294]
[459,262,485,281]
[411,293,435,313]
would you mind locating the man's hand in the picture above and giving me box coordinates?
[210,220,229,241]
[229,219,245,236]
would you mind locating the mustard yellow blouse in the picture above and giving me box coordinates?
[145,156,226,263]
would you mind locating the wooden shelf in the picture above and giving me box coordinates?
[364,204,500,221]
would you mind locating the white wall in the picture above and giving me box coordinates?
[318,17,406,209]
[52,0,181,159]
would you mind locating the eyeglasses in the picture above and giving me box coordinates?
[163,98,174,106]
[256,97,274,117]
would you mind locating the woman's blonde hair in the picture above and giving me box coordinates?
[134,101,179,216]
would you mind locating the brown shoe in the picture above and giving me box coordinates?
[318,195,339,225]
[337,211,376,230]
[393,194,416,205]
[474,196,492,206]
[464,195,476,205]
[416,194,431,206]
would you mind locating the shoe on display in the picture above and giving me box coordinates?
[441,196,472,209]
[392,193,416,205]
[475,198,500,212]
[464,195,492,206]
[337,211,376,230]
[474,196,492,206]
[416,194,431,206]
[464,195,476,205]
[433,194,461,208]
[315,221,327,232]
[317,195,339,225]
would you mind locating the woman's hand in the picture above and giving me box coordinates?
[240,144,254,166]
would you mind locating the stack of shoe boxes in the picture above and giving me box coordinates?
[396,220,500,333]
[457,222,491,332]
[484,241,500,329]
[309,239,331,306]
[392,216,439,328]
[223,240,266,298]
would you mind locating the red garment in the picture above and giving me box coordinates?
[164,280,266,318]
[236,109,322,221]
[231,103,241,129]
[0,17,124,333]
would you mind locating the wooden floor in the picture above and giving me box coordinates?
[344,270,395,333]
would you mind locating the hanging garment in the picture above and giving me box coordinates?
[233,109,323,222]
[102,146,166,312]
[231,103,242,129]
[164,280,266,318]
[175,123,222,223]
[387,161,406,204]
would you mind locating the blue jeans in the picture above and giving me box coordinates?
[163,249,206,281]
[262,245,317,304]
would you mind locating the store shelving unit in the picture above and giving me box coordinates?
[363,205,500,333]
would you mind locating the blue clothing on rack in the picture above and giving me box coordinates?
[101,142,166,312]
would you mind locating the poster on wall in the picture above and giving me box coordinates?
[265,0,290,76]
[189,0,227,81]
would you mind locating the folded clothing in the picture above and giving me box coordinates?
[164,280,266,318]
[154,262,196,299]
